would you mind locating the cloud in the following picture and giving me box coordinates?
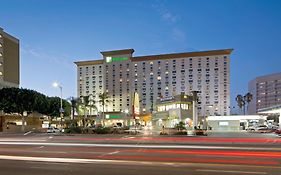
[21,46,73,69]
[152,1,180,23]
[162,12,179,23]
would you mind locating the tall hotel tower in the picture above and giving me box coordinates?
[75,49,232,118]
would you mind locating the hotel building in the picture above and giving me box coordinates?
[248,72,281,114]
[0,27,20,89]
[74,48,232,124]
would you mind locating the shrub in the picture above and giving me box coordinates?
[64,127,82,134]
[95,127,111,134]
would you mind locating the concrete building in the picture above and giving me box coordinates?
[0,27,20,89]
[207,115,267,132]
[248,72,281,114]
[74,48,233,125]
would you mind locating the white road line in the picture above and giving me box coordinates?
[0,155,280,170]
[0,142,280,151]
[196,169,267,174]
[23,131,32,136]
[107,151,120,155]
[0,140,47,142]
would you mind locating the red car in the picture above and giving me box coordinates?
[275,129,281,136]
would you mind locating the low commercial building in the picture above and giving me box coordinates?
[207,115,267,131]
[153,94,193,129]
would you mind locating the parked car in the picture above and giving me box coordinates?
[246,126,256,132]
[275,129,281,136]
[47,127,61,133]
[194,129,207,136]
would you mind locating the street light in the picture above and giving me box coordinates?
[204,105,213,130]
[53,82,64,127]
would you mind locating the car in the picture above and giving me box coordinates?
[194,129,207,136]
[255,125,274,133]
[275,129,281,136]
[246,126,256,132]
[47,127,61,133]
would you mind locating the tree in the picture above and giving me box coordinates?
[244,92,253,112]
[69,97,78,120]
[0,87,71,117]
[235,93,253,115]
[99,92,110,126]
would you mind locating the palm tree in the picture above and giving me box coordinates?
[87,94,97,117]
[244,92,253,113]
[79,95,89,127]
[236,93,253,115]
[69,97,79,120]
[99,92,110,126]
[236,94,246,114]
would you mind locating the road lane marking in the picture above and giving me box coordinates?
[0,155,280,170]
[0,154,281,171]
[0,142,280,151]
[107,151,120,155]
[24,131,32,136]
[196,169,267,174]
[0,139,46,142]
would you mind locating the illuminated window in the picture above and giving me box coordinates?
[0,43,2,47]
[0,71,2,76]
[165,71,169,74]
[150,62,153,65]
[0,34,2,38]
[157,76,161,80]
[0,53,2,57]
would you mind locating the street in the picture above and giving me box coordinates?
[0,132,280,175]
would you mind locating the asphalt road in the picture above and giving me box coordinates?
[0,132,280,175]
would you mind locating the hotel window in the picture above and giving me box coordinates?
[0,71,2,76]
[0,43,2,47]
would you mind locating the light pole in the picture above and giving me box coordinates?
[53,82,63,128]
[204,105,213,130]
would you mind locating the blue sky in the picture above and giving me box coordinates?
[1,0,281,111]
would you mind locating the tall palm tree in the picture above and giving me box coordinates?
[87,94,97,117]
[99,92,110,126]
[236,93,253,115]
[244,92,253,114]
[69,97,79,120]
[236,94,246,114]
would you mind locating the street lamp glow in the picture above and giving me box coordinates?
[53,82,59,88]
[52,82,64,127]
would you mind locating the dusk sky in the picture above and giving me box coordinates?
[1,0,281,112]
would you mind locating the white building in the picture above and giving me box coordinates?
[74,48,232,117]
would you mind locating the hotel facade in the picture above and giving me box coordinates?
[0,27,20,89]
[74,48,232,126]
